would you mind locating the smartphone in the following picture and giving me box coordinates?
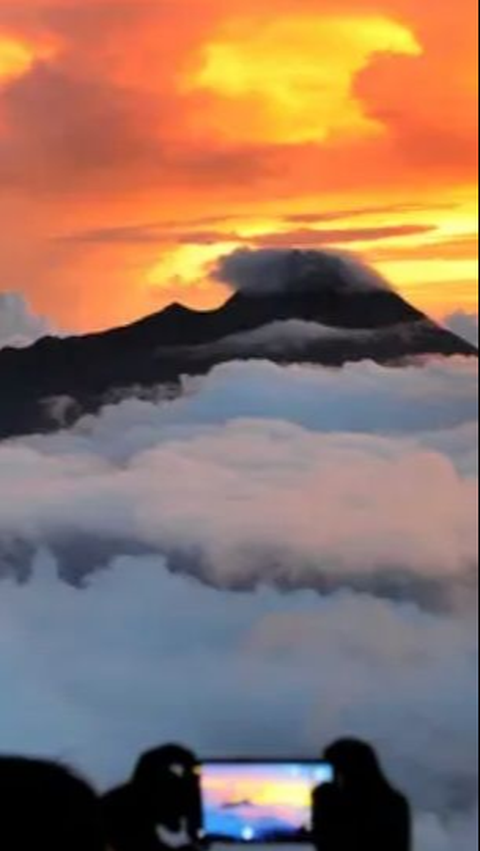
[200,759,334,844]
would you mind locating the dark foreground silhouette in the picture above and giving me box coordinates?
[313,739,412,851]
[0,740,412,851]
[0,757,108,850]
[103,745,202,851]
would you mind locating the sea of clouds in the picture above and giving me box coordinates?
[0,290,478,850]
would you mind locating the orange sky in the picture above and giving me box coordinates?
[0,0,478,331]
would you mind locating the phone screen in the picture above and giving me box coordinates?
[201,761,334,843]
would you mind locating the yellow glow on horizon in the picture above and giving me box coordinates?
[147,241,240,292]
[256,781,309,808]
[140,188,477,319]
[143,218,477,318]
[378,258,478,286]
[203,774,310,808]
[190,15,421,144]
[0,36,54,84]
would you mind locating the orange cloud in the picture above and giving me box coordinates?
[0,37,36,82]
[187,15,421,144]
[0,0,477,331]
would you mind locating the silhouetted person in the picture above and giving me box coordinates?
[103,744,202,851]
[0,756,108,851]
[313,739,411,851]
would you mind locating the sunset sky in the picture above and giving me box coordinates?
[0,0,477,332]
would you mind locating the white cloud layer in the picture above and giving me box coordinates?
[0,558,477,850]
[1,418,477,598]
[215,248,391,296]
[1,359,477,595]
[185,318,436,361]
[0,355,478,851]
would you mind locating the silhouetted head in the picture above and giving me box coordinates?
[0,757,107,850]
[133,744,198,788]
[132,744,199,823]
[324,739,387,792]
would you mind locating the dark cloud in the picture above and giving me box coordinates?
[284,202,458,225]
[57,225,240,246]
[58,222,435,248]
[250,224,436,248]
[370,234,479,263]
[215,248,392,296]
[0,64,159,189]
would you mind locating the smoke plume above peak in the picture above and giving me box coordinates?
[215,248,393,298]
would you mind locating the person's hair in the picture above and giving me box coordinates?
[0,756,107,850]
[324,739,390,791]
[133,744,198,789]
[131,744,201,827]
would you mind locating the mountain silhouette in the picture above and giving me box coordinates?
[0,254,476,439]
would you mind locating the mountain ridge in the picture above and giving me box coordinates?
[0,260,476,440]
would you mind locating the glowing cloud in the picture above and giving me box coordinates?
[190,15,422,144]
[0,0,476,328]
[147,242,240,306]
[0,35,53,84]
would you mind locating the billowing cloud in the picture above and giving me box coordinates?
[0,355,477,605]
[187,13,421,145]
[188,319,432,361]
[1,416,477,597]
[418,811,478,851]
[1,357,477,588]
[0,7,477,850]
[0,352,477,851]
[152,358,480,439]
[0,292,50,349]
[215,248,391,297]
[0,556,477,850]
